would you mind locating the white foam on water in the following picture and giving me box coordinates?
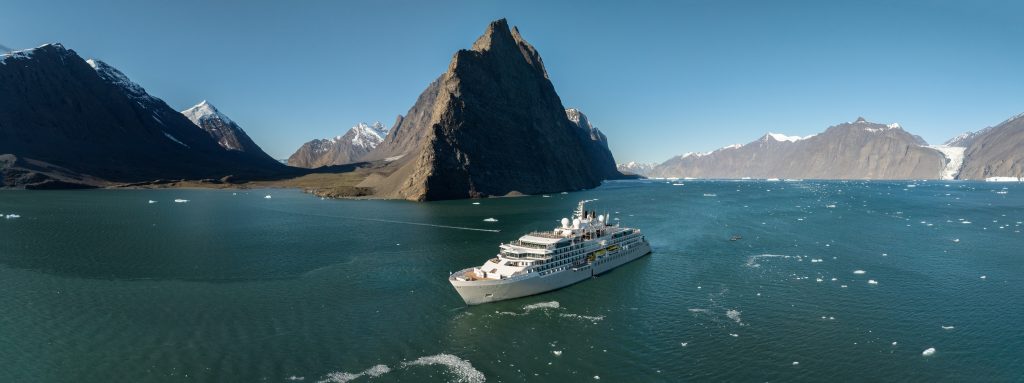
[318,364,391,383]
[403,354,485,383]
[287,376,304,381]
[523,301,560,312]
[853,270,866,275]
[922,347,936,356]
[364,365,390,378]
[482,218,498,222]
[745,254,789,267]
[942,325,955,330]
[688,308,709,313]
[726,309,742,323]
[559,313,604,322]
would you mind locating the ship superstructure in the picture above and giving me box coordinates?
[449,199,652,305]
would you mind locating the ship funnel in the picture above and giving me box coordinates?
[561,217,570,228]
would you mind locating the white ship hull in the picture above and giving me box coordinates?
[450,241,651,305]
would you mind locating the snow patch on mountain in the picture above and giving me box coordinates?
[347,122,388,150]
[766,132,816,143]
[86,58,151,100]
[1,43,68,66]
[617,161,657,176]
[182,100,233,125]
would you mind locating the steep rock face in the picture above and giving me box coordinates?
[0,44,283,187]
[182,100,277,163]
[288,122,389,168]
[358,19,617,200]
[565,108,619,179]
[958,113,1024,179]
[650,118,945,179]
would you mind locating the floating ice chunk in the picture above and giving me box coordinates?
[264,195,272,199]
[561,192,568,194]
[287,376,304,381]
[840,285,848,288]
[941,325,955,330]
[831,277,838,281]
[552,350,562,356]
[472,202,481,205]
[174,199,188,203]
[726,309,742,323]
[816,278,823,283]
[729,333,739,337]
[892,341,898,346]
[542,195,550,198]
[953,239,960,243]
[594,376,600,380]
[980,275,986,279]
[826,204,836,208]
[5,214,20,219]
[680,342,688,347]
[853,270,866,275]
[868,279,878,285]
[811,258,823,263]
[482,218,498,222]
[148,200,157,204]
[922,347,936,356]
[792,361,799,366]
[961,221,971,224]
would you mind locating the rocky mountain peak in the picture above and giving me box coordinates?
[86,58,150,99]
[464,18,548,78]
[855,117,868,123]
[182,100,232,125]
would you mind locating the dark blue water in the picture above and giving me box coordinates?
[0,180,1021,382]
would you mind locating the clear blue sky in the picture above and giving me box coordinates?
[3,0,1022,163]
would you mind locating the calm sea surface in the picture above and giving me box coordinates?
[1,180,1021,382]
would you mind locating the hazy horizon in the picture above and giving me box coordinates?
[3,0,1022,163]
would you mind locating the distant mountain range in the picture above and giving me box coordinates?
[0,44,287,188]
[628,115,1024,180]
[287,122,389,168]
[617,161,657,176]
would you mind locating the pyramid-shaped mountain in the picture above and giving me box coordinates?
[357,19,620,200]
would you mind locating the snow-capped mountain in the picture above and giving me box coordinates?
[650,117,946,179]
[617,161,657,176]
[0,43,284,188]
[181,101,276,163]
[287,122,389,168]
[956,112,1024,180]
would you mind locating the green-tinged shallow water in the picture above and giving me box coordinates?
[1,180,1022,382]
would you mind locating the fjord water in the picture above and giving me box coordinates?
[1,181,1021,382]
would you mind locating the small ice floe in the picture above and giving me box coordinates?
[853,270,866,275]
[953,238,960,243]
[593,376,600,380]
[173,199,188,203]
[472,202,480,205]
[792,361,799,366]
[831,277,838,281]
[560,192,568,195]
[542,195,551,198]
[840,284,848,288]
[148,200,157,204]
[286,375,304,381]
[816,278,823,283]
[892,341,898,346]
[980,275,987,280]
[483,218,498,222]
[826,204,836,208]
[961,221,972,224]
[868,279,879,285]
[264,195,272,199]
[680,342,688,347]
[941,325,955,330]
[729,333,739,338]
[232,192,237,195]
[5,214,21,219]
[922,347,936,357]
[811,258,823,263]
[552,350,562,356]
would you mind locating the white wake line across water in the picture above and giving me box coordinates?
[267,208,501,233]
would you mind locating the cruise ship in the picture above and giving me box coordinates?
[449,199,652,305]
